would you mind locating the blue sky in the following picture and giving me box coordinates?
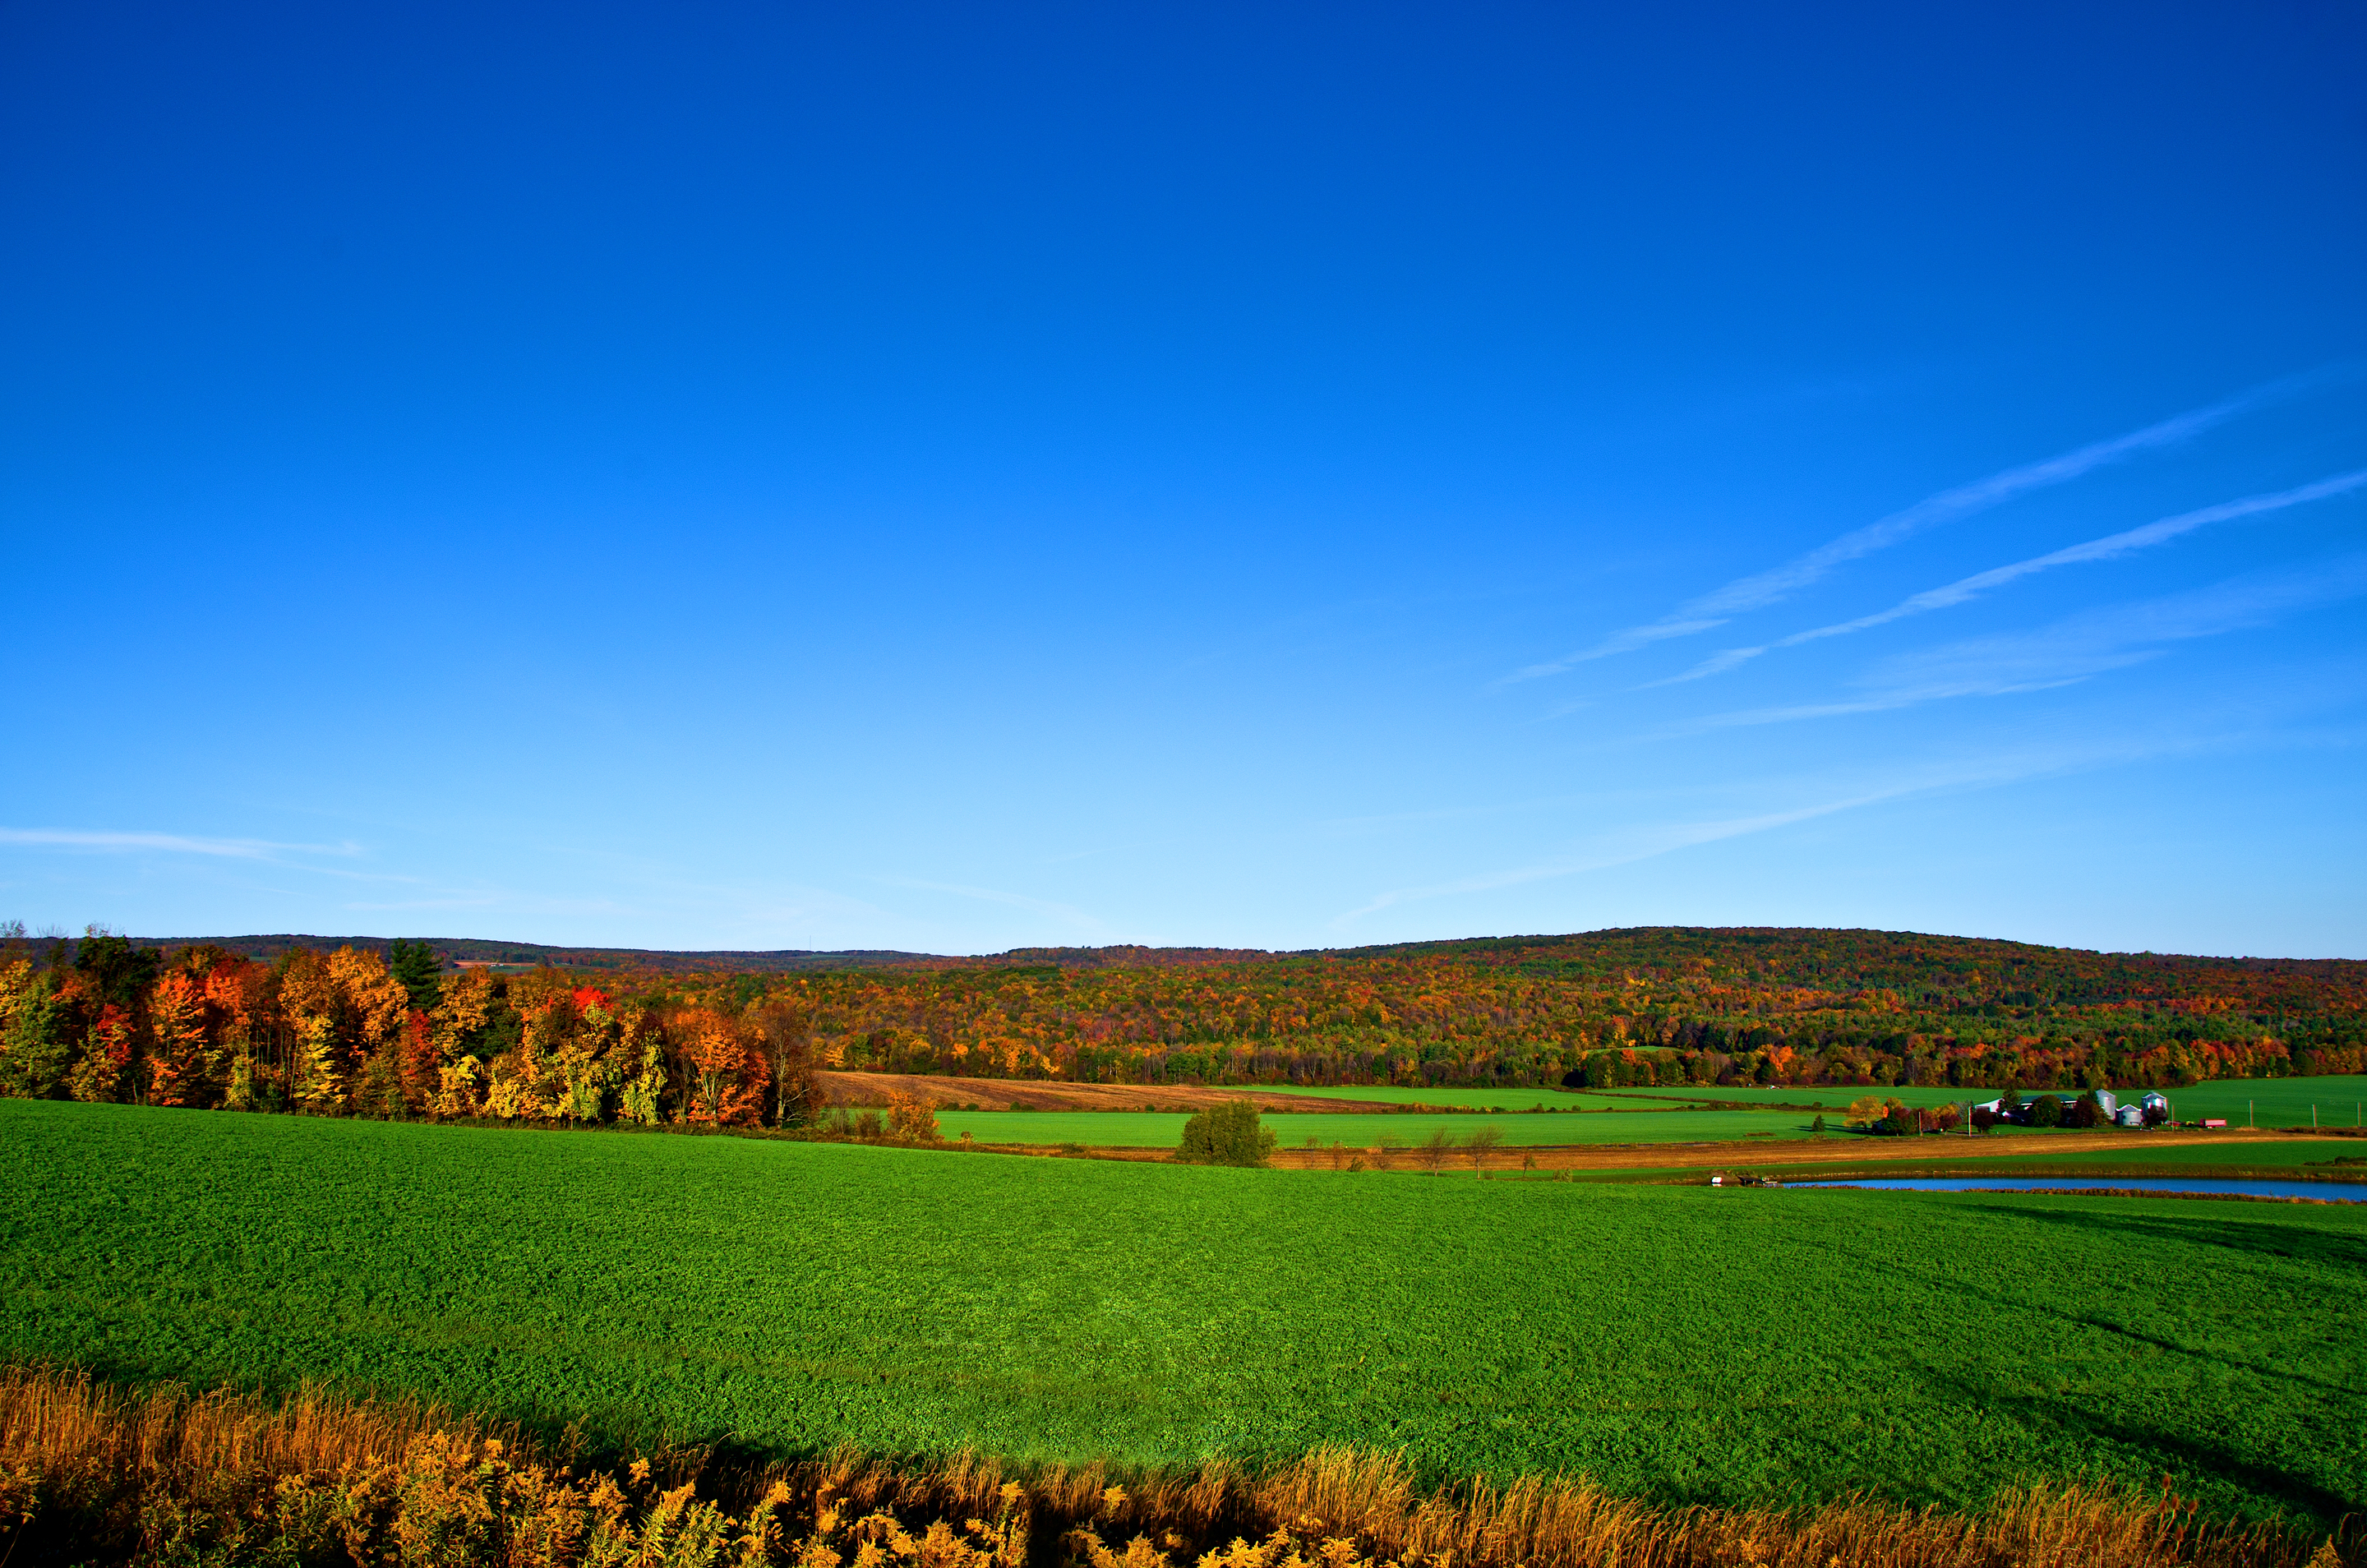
[3,1,2364,957]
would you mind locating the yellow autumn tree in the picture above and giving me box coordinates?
[330,947,410,1050]
[278,951,348,1113]
[429,969,495,1117]
[331,947,413,1118]
[545,994,622,1123]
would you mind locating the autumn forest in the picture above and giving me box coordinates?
[1,925,2360,1128]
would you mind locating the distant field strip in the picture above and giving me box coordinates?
[1253,1085,1624,1109]
[938,1106,1815,1147]
[4,1100,2363,1530]
[1532,1137,2367,1183]
[1615,1074,2367,1123]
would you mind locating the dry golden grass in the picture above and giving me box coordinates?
[0,1366,2346,1567]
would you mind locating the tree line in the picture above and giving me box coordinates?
[0,929,817,1127]
[2,923,2362,1124]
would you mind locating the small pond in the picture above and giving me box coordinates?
[1791,1177,2366,1201]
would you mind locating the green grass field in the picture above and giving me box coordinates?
[1257,1085,1622,1109]
[1617,1074,2367,1126]
[938,1105,1811,1147]
[3,1100,2363,1530]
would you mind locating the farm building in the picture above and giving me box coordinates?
[1970,1088,2166,1127]
[1969,1094,2088,1122]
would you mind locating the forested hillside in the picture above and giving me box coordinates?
[2,925,2360,1128]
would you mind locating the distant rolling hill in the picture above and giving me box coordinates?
[120,934,933,974]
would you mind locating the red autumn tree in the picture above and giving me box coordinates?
[399,1009,440,1114]
[67,1002,137,1104]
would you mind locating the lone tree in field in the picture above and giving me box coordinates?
[1465,1124,1502,1176]
[1174,1100,1276,1168]
[1417,1127,1456,1173]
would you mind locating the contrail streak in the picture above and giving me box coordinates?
[1650,467,2367,685]
[1508,365,2350,682]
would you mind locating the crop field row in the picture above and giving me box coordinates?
[3,1099,2363,1532]
[1252,1085,1619,1109]
[935,1105,1815,1148]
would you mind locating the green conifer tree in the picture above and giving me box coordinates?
[387,939,444,1013]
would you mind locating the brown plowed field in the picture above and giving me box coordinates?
[816,1069,1400,1114]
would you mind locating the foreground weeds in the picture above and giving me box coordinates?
[0,1366,2348,1568]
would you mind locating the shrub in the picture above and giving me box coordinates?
[2027,1094,2065,1129]
[887,1095,941,1143]
[1174,1100,1276,1167]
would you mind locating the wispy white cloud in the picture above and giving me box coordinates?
[0,828,361,860]
[1657,554,2367,736]
[1508,366,2346,682]
[1652,467,2367,685]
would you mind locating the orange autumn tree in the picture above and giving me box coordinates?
[201,955,274,1110]
[676,1007,764,1126]
[146,971,214,1107]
